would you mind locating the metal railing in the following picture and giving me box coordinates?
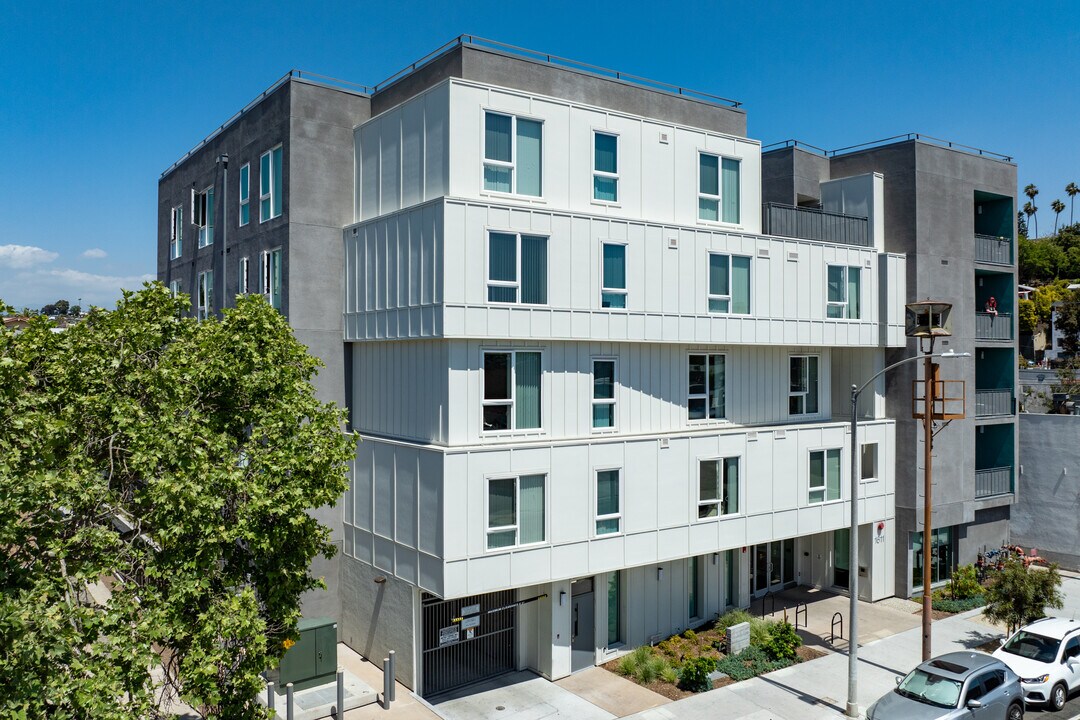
[975,312,1013,340]
[975,234,1013,265]
[764,134,1013,162]
[762,203,871,247]
[975,466,1014,498]
[975,389,1013,417]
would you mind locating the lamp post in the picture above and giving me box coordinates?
[844,305,965,718]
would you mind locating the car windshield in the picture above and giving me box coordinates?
[896,668,963,708]
[1002,631,1061,664]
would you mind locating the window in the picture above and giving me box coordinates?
[592,359,617,429]
[809,449,842,503]
[487,474,546,549]
[169,280,181,298]
[238,256,249,295]
[483,351,542,431]
[487,232,547,304]
[261,248,282,310]
[239,163,250,226]
[595,469,621,535]
[260,145,283,222]
[708,253,751,314]
[688,556,702,619]
[789,355,819,415]
[196,270,214,321]
[593,132,618,202]
[698,154,741,224]
[483,112,542,197]
[194,186,214,248]
[601,243,626,308]
[699,457,739,518]
[861,443,878,482]
[607,571,622,646]
[689,354,726,421]
[1063,637,1080,661]
[913,526,954,588]
[170,205,183,259]
[827,265,862,319]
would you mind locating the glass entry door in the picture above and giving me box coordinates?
[752,538,796,597]
[833,528,850,588]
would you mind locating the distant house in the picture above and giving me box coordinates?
[1045,284,1080,361]
[2,315,32,332]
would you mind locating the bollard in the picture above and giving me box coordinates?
[286,682,294,720]
[267,681,275,714]
[388,651,396,702]
[383,657,391,709]
[336,666,345,718]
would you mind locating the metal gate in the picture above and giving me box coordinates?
[421,590,516,698]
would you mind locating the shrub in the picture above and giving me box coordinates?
[946,565,983,600]
[933,595,986,613]
[616,646,653,678]
[682,629,697,641]
[984,557,1064,634]
[659,664,680,685]
[678,656,716,692]
[714,645,792,681]
[639,654,669,684]
[716,609,755,634]
[749,617,776,647]
[762,621,802,661]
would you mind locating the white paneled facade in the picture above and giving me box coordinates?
[343,74,903,694]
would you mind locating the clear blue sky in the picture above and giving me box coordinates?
[2,0,1078,309]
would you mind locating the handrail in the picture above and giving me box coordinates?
[763,201,867,222]
[828,133,1012,163]
[759,591,776,619]
[761,139,829,156]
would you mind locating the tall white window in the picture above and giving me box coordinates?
[194,186,214,248]
[168,279,181,298]
[595,469,621,535]
[592,358,617,429]
[601,243,626,308]
[487,232,547,304]
[487,474,546,549]
[708,253,751,314]
[861,443,878,482]
[483,112,542,197]
[260,145,283,222]
[699,457,739,518]
[698,154,741,224]
[593,132,618,202]
[809,449,842,503]
[197,270,214,321]
[607,571,622,646]
[238,256,250,295]
[483,351,542,432]
[827,265,862,319]
[689,353,726,421]
[789,355,820,416]
[239,163,250,226]
[261,248,282,310]
[170,205,183,259]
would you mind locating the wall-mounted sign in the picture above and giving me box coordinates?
[462,615,480,630]
[438,625,460,647]
[461,604,480,616]
[465,628,475,640]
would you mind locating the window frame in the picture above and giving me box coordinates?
[592,130,619,204]
[600,241,627,309]
[261,247,282,310]
[707,252,752,314]
[688,555,703,621]
[606,570,623,647]
[195,185,214,248]
[259,144,283,223]
[170,205,183,259]
[168,279,181,298]
[788,354,821,417]
[238,256,249,295]
[239,163,250,227]
[808,448,843,504]
[591,357,618,431]
[485,231,548,306]
[196,269,213,321]
[688,352,727,423]
[594,467,622,537]
[481,111,544,198]
[485,473,547,550]
[698,152,741,225]
[860,442,878,483]
[481,349,544,434]
[697,456,741,519]
[826,264,862,319]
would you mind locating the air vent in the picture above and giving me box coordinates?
[747,431,758,442]
[659,437,670,449]
[758,248,770,258]
[659,131,670,144]
[864,258,872,268]
[786,251,799,262]
[774,429,787,440]
[352,228,358,236]
[667,237,678,249]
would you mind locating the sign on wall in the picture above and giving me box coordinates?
[438,625,460,647]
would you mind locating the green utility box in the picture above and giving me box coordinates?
[273,617,338,687]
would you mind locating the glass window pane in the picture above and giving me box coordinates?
[723,457,739,515]
[488,478,516,529]
[483,405,510,431]
[489,232,517,283]
[847,267,861,319]
[708,355,725,419]
[240,165,249,200]
[593,360,615,400]
[699,154,719,195]
[790,357,806,393]
[709,298,730,313]
[260,153,270,195]
[607,572,621,645]
[827,266,846,303]
[700,460,719,502]
[592,404,614,428]
[689,556,700,618]
[484,164,512,193]
[689,354,706,396]
[484,113,512,162]
[827,449,842,500]
[594,133,617,174]
[861,443,877,480]
[594,176,618,202]
[810,451,824,494]
[602,244,626,290]
[807,357,819,414]
[596,518,620,535]
[597,470,619,517]
[519,474,545,543]
[516,119,543,196]
[721,158,740,223]
[731,256,751,314]
[488,286,517,303]
[520,235,547,304]
[709,254,729,297]
[272,146,283,217]
[699,197,719,221]
[688,398,706,420]
[515,352,542,429]
[488,529,516,548]
[484,353,511,400]
[602,292,626,309]
[827,304,846,319]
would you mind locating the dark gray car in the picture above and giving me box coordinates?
[866,652,1023,720]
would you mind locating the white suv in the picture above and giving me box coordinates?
[993,617,1080,711]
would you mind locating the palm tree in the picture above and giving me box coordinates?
[1024,184,1040,236]
[1052,199,1066,234]
[1067,182,1079,225]
[1023,201,1036,237]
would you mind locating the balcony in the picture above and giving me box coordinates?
[975,312,1012,340]
[975,234,1012,265]
[975,466,1013,499]
[975,389,1013,417]
[762,202,871,247]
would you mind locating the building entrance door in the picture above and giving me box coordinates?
[570,578,595,672]
[833,528,851,589]
[751,538,795,597]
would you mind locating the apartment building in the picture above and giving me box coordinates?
[158,37,920,698]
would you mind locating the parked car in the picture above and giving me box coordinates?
[992,616,1080,711]
[866,652,1023,720]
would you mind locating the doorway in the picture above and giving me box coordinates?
[570,578,595,672]
[833,528,850,588]
[751,538,796,597]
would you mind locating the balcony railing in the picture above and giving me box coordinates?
[975,312,1012,340]
[975,466,1013,498]
[762,203,871,247]
[975,233,1013,265]
[975,389,1013,417]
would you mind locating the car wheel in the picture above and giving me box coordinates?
[1008,701,1024,720]
[1050,682,1067,711]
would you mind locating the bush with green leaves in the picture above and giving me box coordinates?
[714,645,792,681]
[616,646,672,684]
[984,557,1064,634]
[678,656,716,692]
[945,565,983,600]
[932,596,986,613]
[762,620,802,661]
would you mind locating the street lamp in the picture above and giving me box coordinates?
[844,301,966,718]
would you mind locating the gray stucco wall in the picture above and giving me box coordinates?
[761,146,831,206]
[339,556,418,687]
[1013,414,1080,570]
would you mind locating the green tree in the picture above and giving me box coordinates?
[0,284,353,719]
[54,298,70,315]
[1025,184,1040,237]
[1023,201,1038,239]
[1018,298,1037,333]
[1052,199,1066,235]
[1052,288,1080,355]
[1067,182,1078,225]
[983,557,1063,634]
[70,304,82,316]
[1018,236,1065,282]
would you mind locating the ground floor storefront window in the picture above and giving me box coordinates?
[912,526,954,589]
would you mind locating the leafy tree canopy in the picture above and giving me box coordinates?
[0,284,353,719]
[983,557,1063,635]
